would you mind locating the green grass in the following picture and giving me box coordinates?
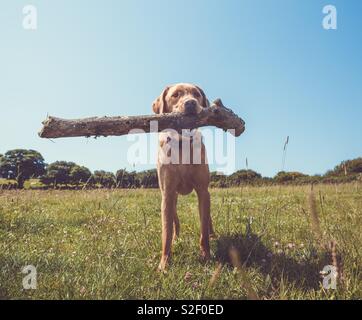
[0,178,16,186]
[0,184,361,300]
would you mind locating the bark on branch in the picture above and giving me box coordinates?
[39,99,245,139]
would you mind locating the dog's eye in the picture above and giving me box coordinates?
[193,91,201,98]
[172,92,180,98]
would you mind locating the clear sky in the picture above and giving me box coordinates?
[0,0,361,177]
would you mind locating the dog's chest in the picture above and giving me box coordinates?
[158,130,206,165]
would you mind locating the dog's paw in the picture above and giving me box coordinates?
[157,256,170,273]
[209,233,218,240]
[200,250,211,263]
[157,265,168,274]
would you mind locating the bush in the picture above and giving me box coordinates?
[274,171,309,185]
[229,170,262,186]
[327,158,362,177]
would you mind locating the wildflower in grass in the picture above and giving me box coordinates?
[184,272,192,282]
[286,243,295,249]
[308,185,322,241]
[209,263,223,287]
[192,282,199,290]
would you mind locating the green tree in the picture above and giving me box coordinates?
[137,169,159,188]
[0,149,45,188]
[40,161,90,187]
[70,165,92,185]
[92,170,116,188]
[116,170,140,188]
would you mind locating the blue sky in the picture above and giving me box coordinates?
[0,0,361,177]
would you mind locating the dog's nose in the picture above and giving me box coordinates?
[184,100,197,114]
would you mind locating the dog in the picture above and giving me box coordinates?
[152,83,215,271]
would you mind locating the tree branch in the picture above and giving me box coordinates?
[39,99,245,139]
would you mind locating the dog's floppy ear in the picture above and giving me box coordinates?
[152,86,170,114]
[196,86,210,109]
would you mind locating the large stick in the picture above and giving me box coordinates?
[39,99,245,139]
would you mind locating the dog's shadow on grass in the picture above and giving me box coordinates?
[215,232,330,291]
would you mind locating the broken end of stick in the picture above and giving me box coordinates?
[211,99,246,137]
[212,98,225,108]
[38,116,57,138]
[229,119,245,137]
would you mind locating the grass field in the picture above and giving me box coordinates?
[0,184,361,300]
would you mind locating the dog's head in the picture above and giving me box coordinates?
[152,83,210,115]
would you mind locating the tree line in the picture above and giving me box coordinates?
[0,149,361,189]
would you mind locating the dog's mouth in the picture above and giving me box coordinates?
[182,99,200,115]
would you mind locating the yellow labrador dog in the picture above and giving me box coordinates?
[152,83,215,271]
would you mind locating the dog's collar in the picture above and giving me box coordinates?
[160,129,202,145]
[166,135,193,143]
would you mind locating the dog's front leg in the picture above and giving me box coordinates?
[173,210,180,242]
[158,191,177,271]
[196,189,211,261]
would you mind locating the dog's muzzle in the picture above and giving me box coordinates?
[184,99,198,115]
